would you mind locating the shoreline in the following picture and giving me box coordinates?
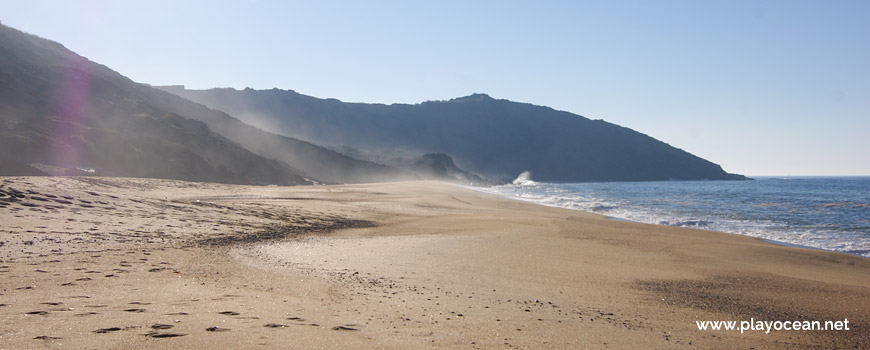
[1,177,868,349]
[469,183,870,259]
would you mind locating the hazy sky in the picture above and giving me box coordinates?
[3,0,868,176]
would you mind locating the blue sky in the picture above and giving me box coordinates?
[3,0,868,176]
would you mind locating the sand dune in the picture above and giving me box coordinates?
[0,177,867,349]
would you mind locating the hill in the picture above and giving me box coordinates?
[0,24,312,185]
[158,88,747,182]
[1,24,466,185]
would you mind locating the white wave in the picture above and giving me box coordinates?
[476,182,870,258]
[512,171,536,186]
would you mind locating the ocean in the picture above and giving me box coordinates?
[477,174,870,258]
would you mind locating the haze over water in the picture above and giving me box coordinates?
[482,176,870,257]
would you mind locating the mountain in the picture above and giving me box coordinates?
[0,24,312,185]
[158,88,748,182]
[143,88,482,184]
[2,21,744,185]
[1,24,471,185]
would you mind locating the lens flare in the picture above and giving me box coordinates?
[49,54,92,168]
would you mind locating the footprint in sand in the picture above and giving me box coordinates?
[94,327,122,334]
[206,326,230,332]
[33,335,62,340]
[218,311,240,316]
[150,324,174,330]
[144,331,186,338]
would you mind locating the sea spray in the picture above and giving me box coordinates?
[512,171,537,186]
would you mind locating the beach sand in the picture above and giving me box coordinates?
[0,177,867,349]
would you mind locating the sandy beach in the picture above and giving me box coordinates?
[0,176,867,349]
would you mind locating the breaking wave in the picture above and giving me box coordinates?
[511,171,536,186]
[475,177,870,258]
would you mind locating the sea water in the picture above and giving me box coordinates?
[478,175,870,257]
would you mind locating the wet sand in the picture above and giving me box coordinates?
[0,177,867,349]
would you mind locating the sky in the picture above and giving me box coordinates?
[2,0,868,176]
